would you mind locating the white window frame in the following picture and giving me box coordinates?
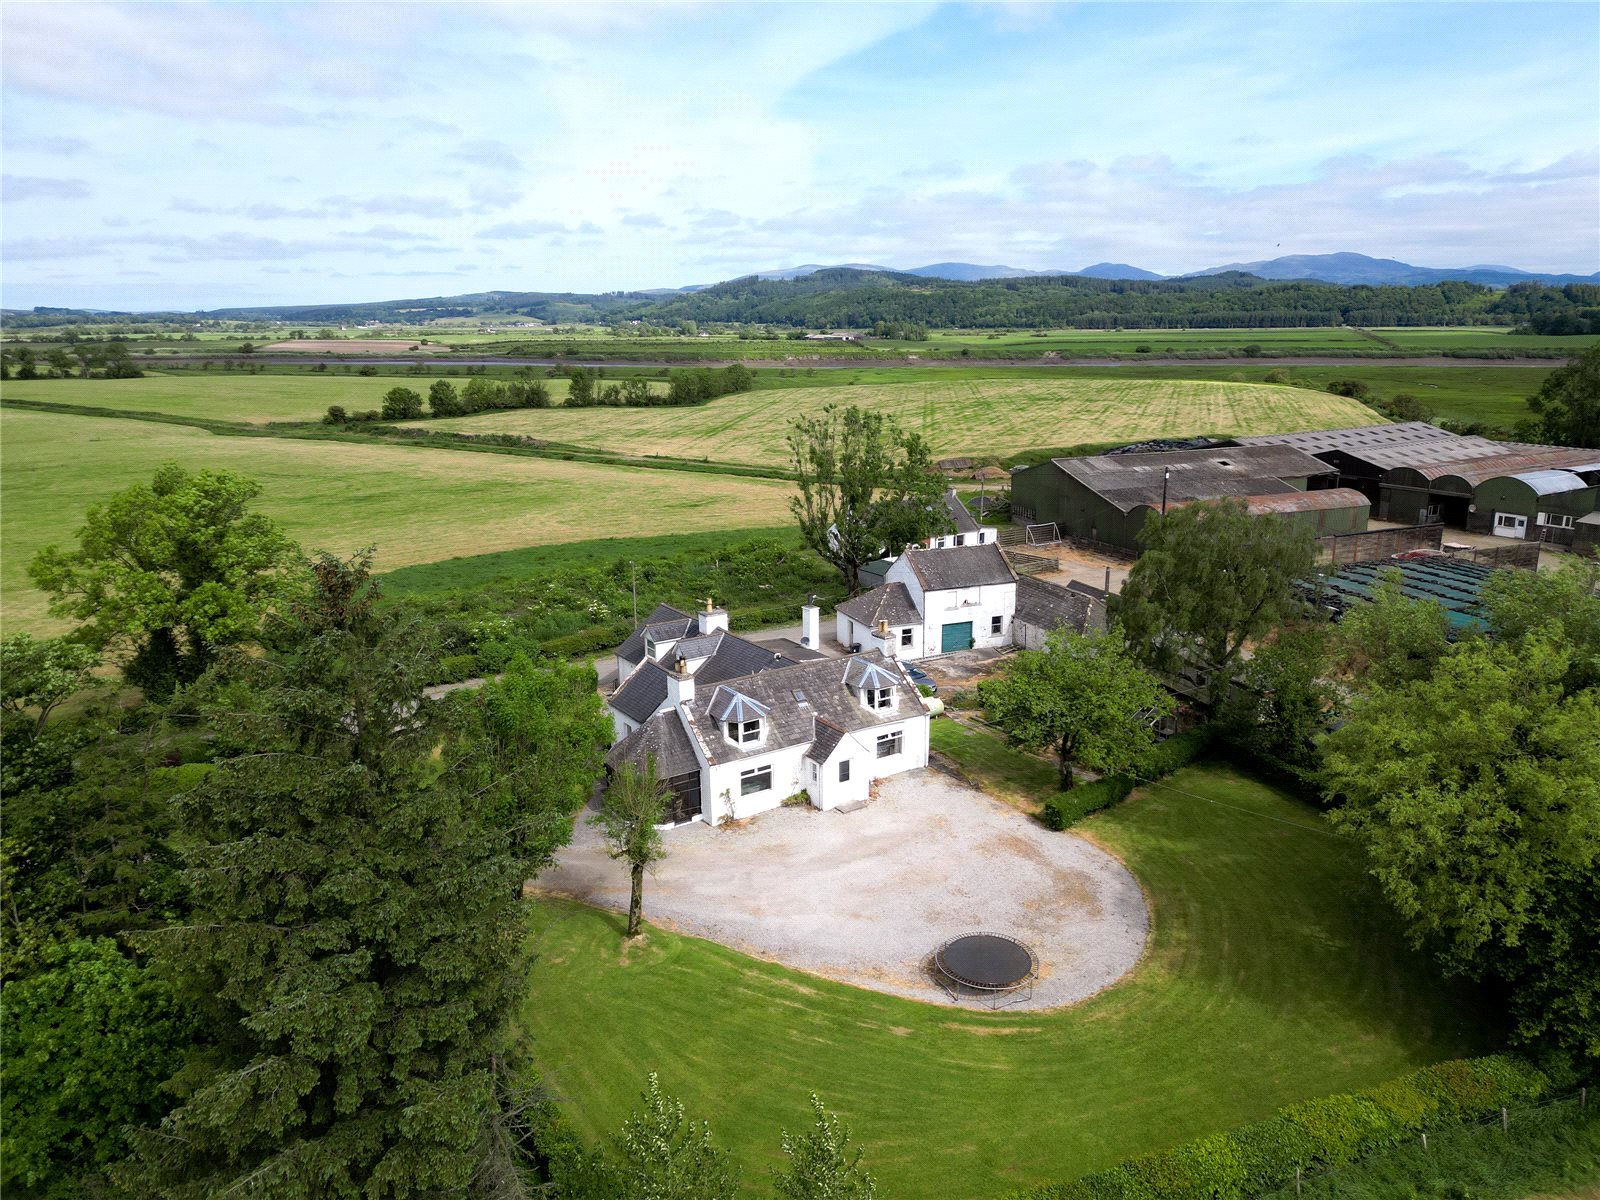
[1495,513,1523,529]
[863,686,893,711]
[1536,512,1574,529]
[726,718,761,745]
[740,765,772,796]
[990,614,1004,635]
[899,627,914,647]
[876,731,902,759]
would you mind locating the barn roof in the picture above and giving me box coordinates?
[1048,444,1335,512]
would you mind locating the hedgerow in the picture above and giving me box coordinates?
[1041,727,1213,830]
[1006,1055,1552,1200]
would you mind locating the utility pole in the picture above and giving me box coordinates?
[1161,467,1171,516]
[630,561,638,627]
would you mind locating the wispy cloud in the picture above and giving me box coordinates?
[3,175,91,202]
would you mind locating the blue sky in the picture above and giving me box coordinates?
[2,1,1596,310]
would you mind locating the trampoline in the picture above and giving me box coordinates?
[933,932,1039,1009]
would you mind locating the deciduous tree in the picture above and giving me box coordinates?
[1223,623,1340,769]
[979,626,1172,789]
[2,939,196,1198]
[28,463,296,698]
[607,1074,739,1200]
[1526,343,1600,449]
[1333,568,1451,689]
[380,385,423,420]
[591,757,669,937]
[1,633,99,734]
[773,1095,877,1200]
[788,404,949,592]
[1323,635,1600,1060]
[1113,498,1316,708]
[428,378,463,417]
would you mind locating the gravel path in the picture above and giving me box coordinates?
[536,768,1148,1010]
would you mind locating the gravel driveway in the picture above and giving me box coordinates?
[535,768,1147,1010]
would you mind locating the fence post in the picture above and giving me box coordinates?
[1501,1106,1509,1131]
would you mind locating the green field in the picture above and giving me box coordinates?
[0,374,580,424]
[0,408,795,632]
[418,378,1381,465]
[524,760,1491,1199]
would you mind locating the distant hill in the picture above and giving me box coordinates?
[1183,252,1599,288]
[1074,262,1165,281]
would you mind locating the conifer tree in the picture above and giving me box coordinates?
[125,552,600,1197]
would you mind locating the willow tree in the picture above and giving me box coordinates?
[788,404,949,592]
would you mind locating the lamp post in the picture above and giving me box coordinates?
[1161,467,1170,516]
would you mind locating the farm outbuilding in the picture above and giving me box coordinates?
[1009,443,1360,552]
[1233,424,1600,543]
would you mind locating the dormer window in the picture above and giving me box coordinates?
[726,718,762,745]
[863,686,893,711]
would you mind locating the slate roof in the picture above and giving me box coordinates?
[899,543,1015,591]
[606,710,701,778]
[610,660,672,724]
[1047,444,1336,513]
[683,650,924,766]
[807,719,846,764]
[835,582,922,629]
[708,686,770,723]
[1013,576,1097,635]
[616,603,696,665]
[943,490,981,534]
[669,630,794,685]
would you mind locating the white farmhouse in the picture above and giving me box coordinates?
[836,541,1018,660]
[606,642,930,827]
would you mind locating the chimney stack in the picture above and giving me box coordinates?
[665,654,695,708]
[876,617,893,656]
[800,596,820,647]
[697,596,729,636]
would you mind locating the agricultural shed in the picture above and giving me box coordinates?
[1010,443,1341,552]
[1232,423,1600,538]
[1299,556,1498,634]
[1012,576,1104,648]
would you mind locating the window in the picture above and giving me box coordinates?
[740,766,772,795]
[876,731,902,759]
[863,686,893,710]
[839,759,851,782]
[990,615,1003,635]
[725,718,761,744]
[955,534,966,546]
[1537,512,1574,529]
[1496,513,1522,529]
[899,627,913,647]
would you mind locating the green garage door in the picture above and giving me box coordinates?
[940,621,972,653]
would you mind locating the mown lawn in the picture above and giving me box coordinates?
[930,717,1060,807]
[524,760,1494,1199]
[0,408,795,632]
[421,377,1380,465]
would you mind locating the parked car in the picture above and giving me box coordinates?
[905,664,938,694]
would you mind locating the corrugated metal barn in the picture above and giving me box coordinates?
[1010,444,1368,551]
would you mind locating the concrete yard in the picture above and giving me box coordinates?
[536,768,1148,1010]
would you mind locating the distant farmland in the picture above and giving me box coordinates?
[418,378,1383,465]
[0,407,794,633]
[0,374,578,424]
